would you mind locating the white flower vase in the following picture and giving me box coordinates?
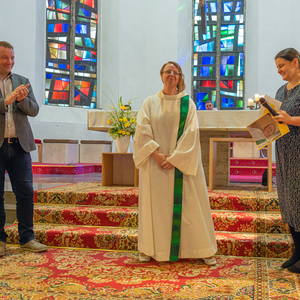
[115,135,131,153]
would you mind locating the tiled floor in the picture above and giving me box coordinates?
[4,172,103,227]
[4,172,102,192]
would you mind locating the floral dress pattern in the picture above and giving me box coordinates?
[275,83,300,231]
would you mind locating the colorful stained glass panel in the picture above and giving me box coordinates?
[193,0,245,110]
[46,0,98,108]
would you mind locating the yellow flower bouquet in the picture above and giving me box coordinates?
[106,96,137,140]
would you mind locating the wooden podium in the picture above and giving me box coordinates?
[101,153,139,187]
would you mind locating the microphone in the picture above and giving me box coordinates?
[259,97,282,123]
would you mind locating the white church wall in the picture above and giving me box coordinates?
[0,0,300,143]
[99,0,193,111]
[245,0,300,100]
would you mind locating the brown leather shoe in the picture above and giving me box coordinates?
[20,239,48,253]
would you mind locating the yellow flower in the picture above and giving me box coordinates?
[124,122,130,128]
[126,131,130,135]
[122,131,126,135]
[119,118,123,122]
[118,130,122,134]
[123,117,127,122]
[107,119,111,124]
[120,105,127,110]
[132,118,136,124]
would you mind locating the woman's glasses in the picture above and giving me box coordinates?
[163,70,181,76]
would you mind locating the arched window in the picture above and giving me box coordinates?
[193,0,245,110]
[45,0,98,108]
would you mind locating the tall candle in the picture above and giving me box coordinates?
[248,98,254,106]
[254,94,260,102]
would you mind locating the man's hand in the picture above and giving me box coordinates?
[5,84,30,106]
[15,84,30,102]
[5,90,18,106]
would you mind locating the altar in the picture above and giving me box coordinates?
[87,110,262,188]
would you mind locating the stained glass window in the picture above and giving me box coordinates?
[46,0,98,108]
[193,0,245,110]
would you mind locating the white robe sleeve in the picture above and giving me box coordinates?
[166,99,200,176]
[133,97,159,169]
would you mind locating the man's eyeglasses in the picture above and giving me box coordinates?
[163,70,181,76]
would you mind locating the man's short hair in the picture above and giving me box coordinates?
[0,41,14,50]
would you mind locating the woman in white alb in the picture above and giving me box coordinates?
[133,61,217,265]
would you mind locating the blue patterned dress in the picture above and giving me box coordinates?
[275,83,300,231]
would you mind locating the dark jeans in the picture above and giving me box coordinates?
[0,140,34,245]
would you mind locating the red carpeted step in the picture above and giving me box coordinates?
[230,158,276,167]
[33,205,288,234]
[34,183,139,207]
[209,190,280,212]
[229,158,276,183]
[32,163,102,175]
[5,224,292,258]
[5,224,138,251]
[212,211,289,233]
[215,232,292,258]
[34,205,138,227]
[230,166,276,176]
[230,175,264,183]
[34,184,280,212]
[7,183,288,259]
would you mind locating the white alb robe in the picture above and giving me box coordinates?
[133,90,217,261]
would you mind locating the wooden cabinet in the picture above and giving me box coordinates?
[101,153,139,187]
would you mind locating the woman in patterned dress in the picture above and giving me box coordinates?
[273,48,300,273]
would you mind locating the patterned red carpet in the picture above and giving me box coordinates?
[230,157,276,183]
[31,163,102,175]
[3,182,300,299]
[5,182,293,258]
[1,246,300,299]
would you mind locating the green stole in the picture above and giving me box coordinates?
[169,95,189,261]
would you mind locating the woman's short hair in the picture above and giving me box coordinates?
[160,61,186,92]
[275,48,300,69]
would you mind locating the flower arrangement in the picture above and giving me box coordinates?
[106,95,137,140]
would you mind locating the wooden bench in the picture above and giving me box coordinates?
[42,139,79,164]
[79,140,112,163]
[209,138,273,192]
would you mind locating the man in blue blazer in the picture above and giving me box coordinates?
[0,41,48,256]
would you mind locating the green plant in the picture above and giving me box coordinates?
[105,92,137,140]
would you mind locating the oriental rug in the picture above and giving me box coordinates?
[1,246,300,300]
[6,183,293,259]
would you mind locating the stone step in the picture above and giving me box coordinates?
[4,191,16,204]
[5,224,293,259]
[4,204,16,225]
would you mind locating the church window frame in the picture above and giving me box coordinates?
[45,0,98,108]
[193,0,245,110]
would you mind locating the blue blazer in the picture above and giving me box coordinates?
[0,73,39,152]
